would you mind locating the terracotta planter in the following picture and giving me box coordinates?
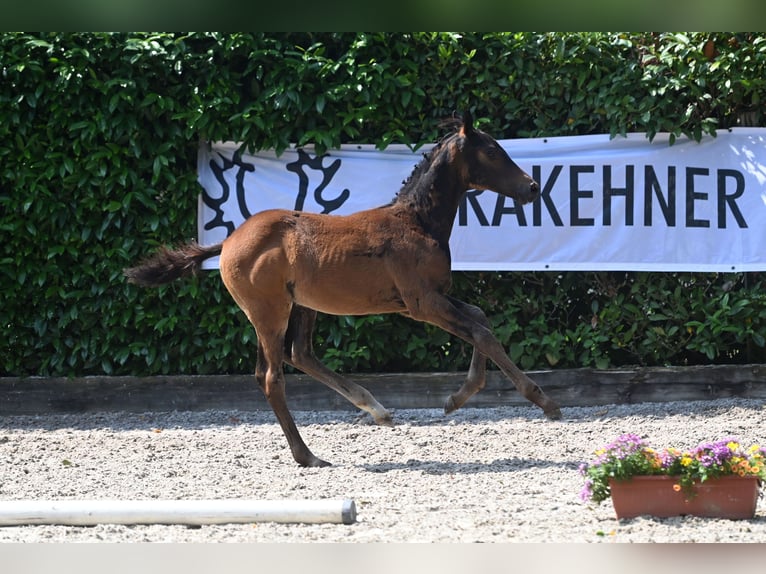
[609,475,760,520]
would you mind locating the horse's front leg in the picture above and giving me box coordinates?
[443,300,488,414]
[414,294,562,420]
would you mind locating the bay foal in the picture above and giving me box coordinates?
[125,112,562,467]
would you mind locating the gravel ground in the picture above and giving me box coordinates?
[1,398,765,542]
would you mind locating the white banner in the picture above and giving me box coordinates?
[197,129,766,271]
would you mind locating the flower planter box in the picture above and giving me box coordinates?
[609,475,760,520]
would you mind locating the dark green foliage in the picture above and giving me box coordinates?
[2,32,765,377]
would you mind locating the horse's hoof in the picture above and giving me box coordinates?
[376,412,395,427]
[299,455,332,468]
[443,395,458,415]
[544,407,562,421]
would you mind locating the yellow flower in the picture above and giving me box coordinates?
[727,441,740,451]
[681,455,693,467]
[673,484,681,492]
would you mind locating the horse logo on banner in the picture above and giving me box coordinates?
[201,148,351,237]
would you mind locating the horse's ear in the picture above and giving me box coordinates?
[460,110,475,136]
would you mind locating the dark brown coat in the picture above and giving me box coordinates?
[125,113,561,467]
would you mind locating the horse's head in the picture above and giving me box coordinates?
[456,111,539,205]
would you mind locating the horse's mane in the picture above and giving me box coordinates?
[392,118,462,205]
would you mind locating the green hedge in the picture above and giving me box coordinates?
[2,32,765,377]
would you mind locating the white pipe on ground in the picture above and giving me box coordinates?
[0,498,357,526]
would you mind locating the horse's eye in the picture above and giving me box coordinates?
[485,146,498,159]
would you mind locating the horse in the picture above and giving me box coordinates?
[124,111,562,467]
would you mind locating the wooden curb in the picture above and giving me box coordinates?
[1,365,765,415]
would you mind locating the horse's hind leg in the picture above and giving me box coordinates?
[284,306,393,426]
[255,332,331,467]
[443,300,488,414]
[236,297,331,468]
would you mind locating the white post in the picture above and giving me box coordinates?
[0,499,356,526]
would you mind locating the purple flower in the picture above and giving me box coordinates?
[608,433,647,456]
[693,438,741,467]
[659,449,681,469]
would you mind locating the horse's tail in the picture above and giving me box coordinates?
[124,241,223,287]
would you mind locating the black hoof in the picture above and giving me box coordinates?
[443,395,458,415]
[544,407,562,421]
[298,455,332,468]
[376,412,395,427]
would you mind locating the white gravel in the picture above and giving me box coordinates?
[1,398,765,542]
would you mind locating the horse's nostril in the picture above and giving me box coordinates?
[530,181,540,195]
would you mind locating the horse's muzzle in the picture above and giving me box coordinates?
[518,180,540,205]
[529,180,540,200]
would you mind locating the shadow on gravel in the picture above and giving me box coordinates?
[0,411,280,432]
[366,398,765,426]
[1,397,762,432]
[361,457,576,475]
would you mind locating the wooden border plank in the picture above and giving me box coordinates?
[1,365,765,415]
